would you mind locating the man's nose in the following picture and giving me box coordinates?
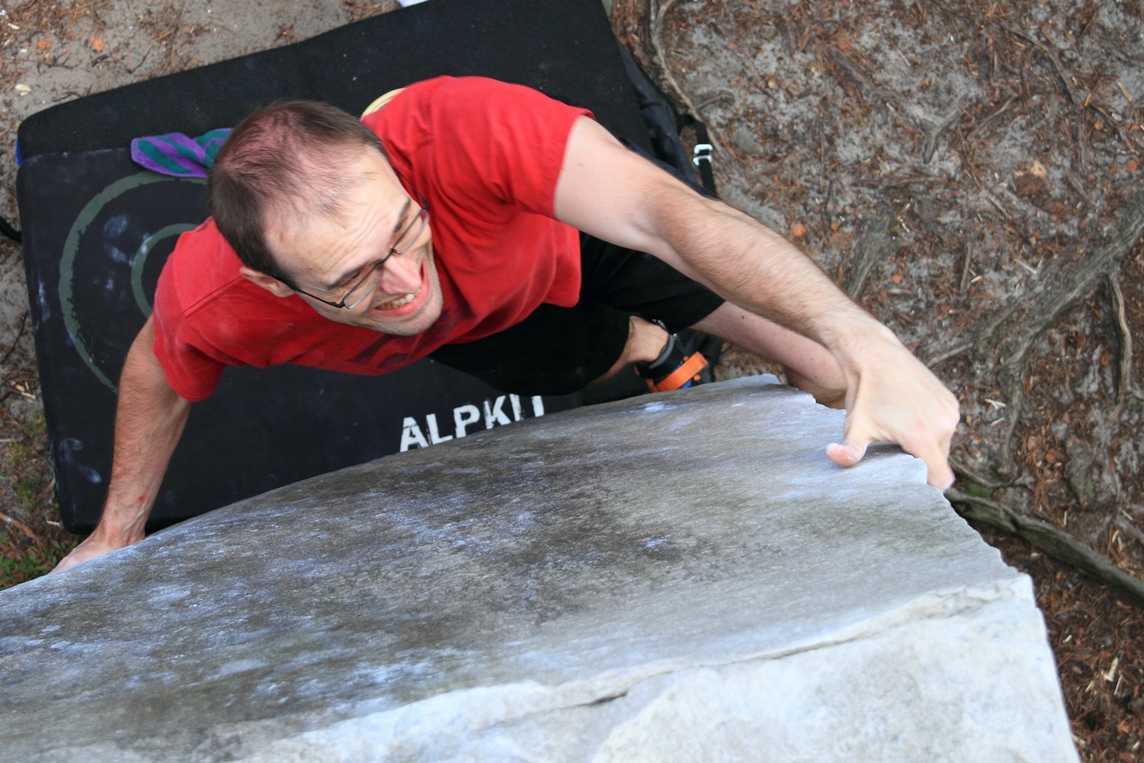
[376,251,422,295]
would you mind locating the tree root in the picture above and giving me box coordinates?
[981,185,1144,374]
[648,0,726,160]
[996,373,1027,470]
[930,134,1144,382]
[1108,273,1144,404]
[1003,25,1093,170]
[948,488,1144,604]
[950,458,1033,491]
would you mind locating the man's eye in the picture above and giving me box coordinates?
[337,270,362,290]
[395,216,418,248]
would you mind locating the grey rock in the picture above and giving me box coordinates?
[0,377,1078,762]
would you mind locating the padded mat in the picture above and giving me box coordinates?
[17,0,655,533]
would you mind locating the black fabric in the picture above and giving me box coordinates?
[615,42,695,187]
[16,0,655,533]
[616,42,717,196]
[430,302,630,396]
[579,234,724,333]
[0,216,20,243]
[430,234,724,395]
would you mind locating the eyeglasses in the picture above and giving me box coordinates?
[292,204,430,310]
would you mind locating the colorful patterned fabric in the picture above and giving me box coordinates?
[130,129,232,178]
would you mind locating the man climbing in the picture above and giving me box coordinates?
[54,76,959,572]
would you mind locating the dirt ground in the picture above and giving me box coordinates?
[1,0,1143,759]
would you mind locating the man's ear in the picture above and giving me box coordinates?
[239,266,295,298]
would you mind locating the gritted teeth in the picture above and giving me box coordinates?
[376,292,416,311]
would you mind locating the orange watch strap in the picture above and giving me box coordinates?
[646,352,708,392]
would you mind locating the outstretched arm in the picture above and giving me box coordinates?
[53,317,191,571]
[554,117,958,488]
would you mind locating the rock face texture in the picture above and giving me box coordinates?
[0,378,1077,762]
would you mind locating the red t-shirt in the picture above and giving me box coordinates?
[152,77,590,401]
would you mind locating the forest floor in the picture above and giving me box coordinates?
[1,0,1142,759]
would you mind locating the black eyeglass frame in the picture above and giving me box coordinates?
[290,179,430,310]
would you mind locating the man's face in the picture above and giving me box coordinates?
[263,149,444,336]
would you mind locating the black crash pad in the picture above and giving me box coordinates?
[17,0,677,533]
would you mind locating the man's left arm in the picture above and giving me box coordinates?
[553,116,959,488]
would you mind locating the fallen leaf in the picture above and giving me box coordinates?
[90,36,104,53]
[35,39,50,50]
[1014,172,1049,198]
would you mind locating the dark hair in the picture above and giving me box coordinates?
[208,100,388,284]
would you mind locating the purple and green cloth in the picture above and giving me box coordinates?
[130,129,232,178]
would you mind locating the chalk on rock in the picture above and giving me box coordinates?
[0,377,1078,762]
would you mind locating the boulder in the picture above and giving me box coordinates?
[0,377,1078,762]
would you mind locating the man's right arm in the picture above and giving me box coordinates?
[52,317,191,572]
[554,117,959,488]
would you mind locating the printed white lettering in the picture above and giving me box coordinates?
[399,396,551,449]
[399,416,429,451]
[454,404,481,438]
[483,396,512,429]
[426,413,453,444]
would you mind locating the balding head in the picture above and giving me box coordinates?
[208,100,389,285]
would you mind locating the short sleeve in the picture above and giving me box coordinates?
[151,262,226,402]
[367,77,592,218]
